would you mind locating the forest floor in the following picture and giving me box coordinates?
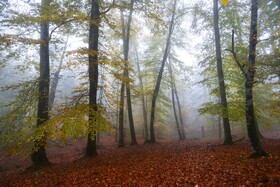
[0,137,280,187]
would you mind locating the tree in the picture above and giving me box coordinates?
[213,0,232,145]
[120,0,137,145]
[49,35,69,111]
[149,0,177,143]
[31,0,51,165]
[86,0,100,157]
[245,0,267,156]
[134,48,149,142]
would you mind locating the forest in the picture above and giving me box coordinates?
[0,0,279,186]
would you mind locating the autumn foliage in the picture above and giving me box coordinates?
[0,139,280,186]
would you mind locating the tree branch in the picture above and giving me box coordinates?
[100,0,115,15]
[226,29,247,78]
[49,19,75,41]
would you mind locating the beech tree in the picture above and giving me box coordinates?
[213,0,232,145]
[31,0,51,165]
[149,0,178,143]
[245,0,267,156]
[118,0,137,146]
[134,48,149,142]
[86,0,100,157]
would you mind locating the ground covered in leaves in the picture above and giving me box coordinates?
[0,138,280,186]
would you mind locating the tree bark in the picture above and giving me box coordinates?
[149,0,177,143]
[174,79,186,140]
[120,0,137,145]
[86,0,100,157]
[31,0,50,165]
[218,115,222,140]
[167,61,184,140]
[48,35,68,111]
[134,48,148,142]
[213,0,232,145]
[118,82,125,147]
[246,0,267,157]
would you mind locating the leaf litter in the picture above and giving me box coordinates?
[0,139,279,186]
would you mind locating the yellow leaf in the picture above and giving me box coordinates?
[221,0,228,6]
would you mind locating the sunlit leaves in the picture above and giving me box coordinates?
[48,104,112,145]
[221,0,229,6]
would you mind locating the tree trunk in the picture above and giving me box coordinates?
[49,35,69,111]
[121,0,137,145]
[134,48,148,142]
[171,81,182,140]
[149,0,177,143]
[246,0,267,157]
[218,115,222,140]
[31,0,50,165]
[118,82,125,147]
[86,0,100,157]
[167,61,183,140]
[213,0,232,145]
[174,79,186,140]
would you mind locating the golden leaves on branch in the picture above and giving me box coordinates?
[221,0,229,6]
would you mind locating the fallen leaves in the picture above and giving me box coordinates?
[0,139,280,186]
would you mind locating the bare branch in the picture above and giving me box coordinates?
[226,30,247,78]
[100,0,115,15]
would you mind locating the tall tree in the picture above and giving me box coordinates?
[120,0,137,145]
[168,61,182,140]
[213,0,232,145]
[173,71,186,140]
[245,0,267,157]
[31,0,51,165]
[86,0,100,157]
[118,0,137,147]
[134,48,149,142]
[149,0,177,143]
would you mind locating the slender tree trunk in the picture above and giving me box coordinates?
[246,0,267,157]
[49,35,69,111]
[86,0,100,157]
[31,0,50,165]
[118,82,125,147]
[167,61,183,140]
[213,0,232,145]
[174,80,186,140]
[218,115,222,140]
[149,0,177,143]
[134,48,149,142]
[120,0,137,145]
[171,80,182,140]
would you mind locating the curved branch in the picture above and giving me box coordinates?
[100,0,115,15]
[226,30,247,78]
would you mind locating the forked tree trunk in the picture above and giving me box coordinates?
[86,0,100,157]
[31,0,50,165]
[213,0,232,145]
[121,0,137,145]
[246,0,267,157]
[167,61,184,140]
[149,0,177,143]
